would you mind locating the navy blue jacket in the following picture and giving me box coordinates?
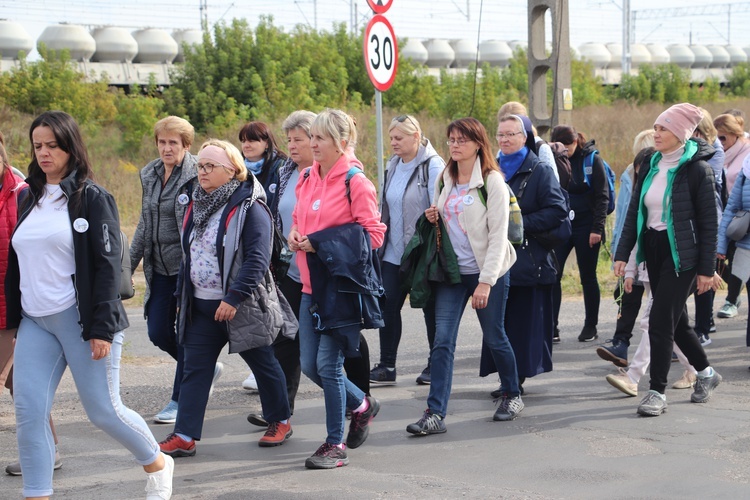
[506,151,569,287]
[306,223,385,356]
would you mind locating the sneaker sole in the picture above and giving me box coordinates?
[605,375,637,397]
[154,417,177,424]
[369,380,397,385]
[637,406,666,416]
[305,456,349,469]
[578,334,599,342]
[406,425,447,436]
[258,429,293,447]
[596,347,627,368]
[247,414,268,427]
[415,377,431,385]
[161,448,196,458]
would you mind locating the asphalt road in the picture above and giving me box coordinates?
[1,291,749,499]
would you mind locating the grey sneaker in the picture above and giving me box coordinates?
[304,442,348,469]
[691,369,722,403]
[154,400,178,424]
[415,365,431,385]
[406,409,446,435]
[717,300,739,318]
[6,453,62,476]
[637,390,667,416]
[493,395,524,421]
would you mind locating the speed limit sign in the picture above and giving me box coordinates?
[363,14,398,92]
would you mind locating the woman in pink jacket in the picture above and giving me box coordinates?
[289,109,386,469]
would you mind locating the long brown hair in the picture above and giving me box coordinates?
[445,117,501,182]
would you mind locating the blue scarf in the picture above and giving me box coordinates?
[244,158,264,176]
[498,146,528,181]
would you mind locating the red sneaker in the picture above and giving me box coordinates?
[159,433,196,457]
[258,421,293,447]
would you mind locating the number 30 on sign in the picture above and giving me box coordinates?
[363,14,398,92]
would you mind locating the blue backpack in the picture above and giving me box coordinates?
[582,150,615,215]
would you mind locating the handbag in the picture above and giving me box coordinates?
[727,209,750,242]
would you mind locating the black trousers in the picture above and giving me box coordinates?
[643,229,710,393]
[276,276,303,413]
[613,281,645,346]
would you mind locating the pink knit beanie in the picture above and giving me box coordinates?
[654,103,703,143]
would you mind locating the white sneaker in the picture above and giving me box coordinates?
[145,453,173,500]
[717,300,739,318]
[208,362,224,397]
[242,371,258,392]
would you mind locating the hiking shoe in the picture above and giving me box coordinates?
[493,394,524,421]
[552,328,561,344]
[154,400,178,424]
[578,325,598,342]
[717,300,739,318]
[672,370,696,389]
[596,339,628,367]
[258,421,293,447]
[6,453,62,476]
[369,363,396,385]
[606,368,638,397]
[691,369,722,403]
[247,413,268,427]
[158,433,196,457]
[406,409,446,436]
[242,371,258,391]
[698,333,712,346]
[208,361,224,397]
[346,396,380,449]
[415,365,431,385]
[637,390,667,416]
[305,443,348,469]
[145,453,173,500]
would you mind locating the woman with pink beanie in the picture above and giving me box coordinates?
[614,103,722,417]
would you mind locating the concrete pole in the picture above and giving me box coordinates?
[622,0,631,76]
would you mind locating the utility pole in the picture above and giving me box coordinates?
[622,0,630,76]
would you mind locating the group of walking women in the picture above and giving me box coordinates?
[0,100,732,499]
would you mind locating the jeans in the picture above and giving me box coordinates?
[429,272,518,418]
[14,305,159,498]
[177,298,290,439]
[553,211,602,328]
[378,261,436,368]
[146,272,182,402]
[298,293,365,445]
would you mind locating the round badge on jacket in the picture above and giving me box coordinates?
[73,218,89,233]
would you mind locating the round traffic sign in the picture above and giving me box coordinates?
[363,14,398,92]
[366,0,394,14]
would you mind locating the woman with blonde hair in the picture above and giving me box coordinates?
[158,139,293,456]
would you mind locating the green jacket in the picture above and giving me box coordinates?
[399,214,461,308]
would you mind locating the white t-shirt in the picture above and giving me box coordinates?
[12,185,77,316]
[443,183,480,274]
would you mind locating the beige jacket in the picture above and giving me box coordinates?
[434,158,516,286]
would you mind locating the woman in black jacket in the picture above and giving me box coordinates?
[614,103,722,417]
[550,125,609,342]
[7,111,173,499]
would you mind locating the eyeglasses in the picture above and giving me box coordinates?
[446,138,469,146]
[197,162,230,174]
[496,131,524,140]
[718,135,728,142]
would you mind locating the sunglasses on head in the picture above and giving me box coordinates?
[395,114,418,130]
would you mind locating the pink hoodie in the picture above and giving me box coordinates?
[293,153,386,294]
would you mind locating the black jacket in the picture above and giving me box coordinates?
[6,172,129,342]
[507,151,569,287]
[568,140,609,235]
[615,138,717,277]
[306,223,385,356]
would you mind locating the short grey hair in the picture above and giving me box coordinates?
[282,110,317,137]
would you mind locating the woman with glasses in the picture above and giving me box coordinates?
[407,117,519,436]
[713,113,750,321]
[369,114,444,387]
[158,140,292,457]
[549,125,610,343]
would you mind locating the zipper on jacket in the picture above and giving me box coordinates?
[102,223,111,252]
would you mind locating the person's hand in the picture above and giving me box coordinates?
[297,236,316,253]
[425,205,439,225]
[589,233,601,247]
[472,282,491,309]
[613,261,627,277]
[711,272,724,291]
[717,253,726,261]
[288,226,303,251]
[90,338,111,360]
[624,277,634,294]
[696,275,714,295]
[215,301,237,322]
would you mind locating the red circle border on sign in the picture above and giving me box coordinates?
[366,0,393,15]
[363,14,399,92]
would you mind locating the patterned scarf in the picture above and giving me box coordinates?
[244,158,264,176]
[192,179,240,237]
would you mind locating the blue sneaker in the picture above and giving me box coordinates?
[369,363,396,385]
[596,339,628,367]
[154,400,178,424]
